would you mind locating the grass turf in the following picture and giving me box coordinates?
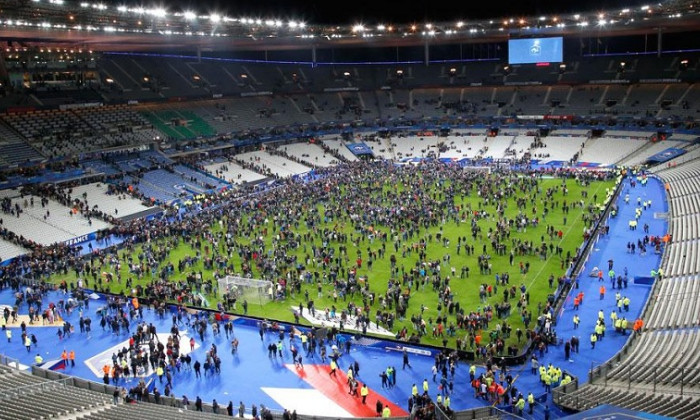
[48,170,615,352]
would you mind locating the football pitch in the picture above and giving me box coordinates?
[48,163,616,351]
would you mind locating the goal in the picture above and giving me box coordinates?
[218,276,273,307]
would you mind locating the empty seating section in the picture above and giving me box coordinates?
[391,136,440,160]
[1,105,164,158]
[0,120,44,166]
[439,135,488,160]
[320,138,359,162]
[602,330,700,388]
[172,165,229,190]
[645,274,700,329]
[619,140,686,167]
[363,137,394,160]
[533,136,585,163]
[202,159,267,185]
[130,164,229,205]
[0,192,110,246]
[0,366,113,420]
[654,162,700,279]
[510,135,536,159]
[558,385,700,420]
[79,400,229,420]
[0,238,29,262]
[69,183,157,218]
[577,137,647,166]
[139,107,216,141]
[279,143,340,167]
[236,150,311,178]
[481,136,514,160]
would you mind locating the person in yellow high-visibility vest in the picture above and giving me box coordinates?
[515,395,525,415]
[411,383,418,396]
[34,354,43,365]
[360,383,369,404]
[382,406,391,418]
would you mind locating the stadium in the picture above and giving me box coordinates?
[0,0,697,418]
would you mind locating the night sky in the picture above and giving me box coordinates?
[136,0,648,24]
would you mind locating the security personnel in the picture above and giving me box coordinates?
[382,406,391,418]
[527,392,535,414]
[422,378,429,393]
[516,394,526,415]
[539,365,547,384]
[444,395,450,408]
[544,373,552,392]
[360,383,369,404]
[412,383,418,396]
[34,353,43,365]
[590,332,598,349]
[469,364,476,381]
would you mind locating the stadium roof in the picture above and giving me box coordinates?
[0,0,698,51]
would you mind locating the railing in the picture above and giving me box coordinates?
[552,376,579,406]
[593,362,700,396]
[0,377,74,399]
[0,354,22,371]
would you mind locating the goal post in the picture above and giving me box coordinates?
[218,276,273,307]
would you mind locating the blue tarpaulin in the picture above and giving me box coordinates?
[346,142,374,156]
[646,147,686,164]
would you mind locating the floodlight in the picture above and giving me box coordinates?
[183,11,196,21]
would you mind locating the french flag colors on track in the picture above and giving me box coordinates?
[286,364,409,417]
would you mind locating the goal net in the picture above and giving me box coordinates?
[462,165,491,174]
[218,276,273,306]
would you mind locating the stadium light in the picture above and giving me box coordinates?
[209,14,221,23]
[352,24,365,32]
[183,11,196,21]
[117,5,127,12]
[149,8,167,18]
